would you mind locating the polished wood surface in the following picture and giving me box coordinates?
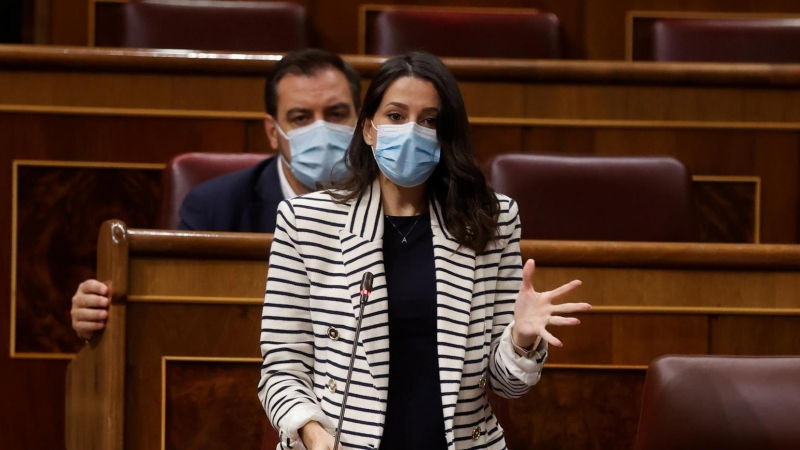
[46,0,800,61]
[6,44,800,85]
[63,222,800,450]
[65,221,128,450]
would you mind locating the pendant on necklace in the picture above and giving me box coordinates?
[402,237,407,244]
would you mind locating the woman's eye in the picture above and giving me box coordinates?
[387,113,403,121]
[422,117,437,127]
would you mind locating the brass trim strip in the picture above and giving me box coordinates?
[587,306,800,316]
[9,161,18,358]
[0,104,264,120]
[163,356,261,363]
[547,364,649,371]
[10,352,75,360]
[468,117,800,131]
[127,295,262,305]
[7,104,800,131]
[161,356,166,450]
[13,159,165,169]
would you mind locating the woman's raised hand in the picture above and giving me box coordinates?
[512,259,591,348]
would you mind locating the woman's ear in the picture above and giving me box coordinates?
[362,118,375,146]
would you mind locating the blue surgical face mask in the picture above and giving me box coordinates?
[276,120,354,190]
[371,121,441,188]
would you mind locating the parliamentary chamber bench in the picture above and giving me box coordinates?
[3,45,800,450]
[64,221,800,450]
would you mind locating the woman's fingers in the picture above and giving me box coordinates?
[546,279,582,299]
[548,316,581,326]
[520,259,536,291]
[538,328,562,348]
[551,302,592,314]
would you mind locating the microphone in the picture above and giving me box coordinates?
[333,272,373,449]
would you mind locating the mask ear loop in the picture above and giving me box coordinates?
[274,122,290,141]
[369,119,378,153]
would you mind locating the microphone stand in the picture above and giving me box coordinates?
[333,273,373,449]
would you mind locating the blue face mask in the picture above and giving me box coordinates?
[276,120,354,190]
[371,121,441,188]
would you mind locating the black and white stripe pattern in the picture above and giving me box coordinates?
[259,179,546,450]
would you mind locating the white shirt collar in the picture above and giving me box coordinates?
[276,156,299,200]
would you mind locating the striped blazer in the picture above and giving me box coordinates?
[258,179,548,450]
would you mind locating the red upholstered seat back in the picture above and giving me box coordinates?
[157,152,272,230]
[121,0,307,52]
[635,355,800,450]
[651,18,800,63]
[485,153,698,242]
[364,7,562,59]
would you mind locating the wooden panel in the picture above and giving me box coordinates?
[245,119,272,153]
[548,314,708,366]
[50,0,89,46]
[164,359,267,450]
[711,316,800,355]
[65,220,128,450]
[693,177,758,243]
[534,266,800,309]
[0,358,68,450]
[14,163,161,354]
[125,301,263,450]
[505,369,646,450]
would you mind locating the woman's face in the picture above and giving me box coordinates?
[363,76,440,146]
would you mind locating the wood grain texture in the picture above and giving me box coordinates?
[125,302,263,450]
[692,179,757,243]
[14,165,161,354]
[504,369,646,450]
[164,360,270,450]
[8,45,800,86]
[61,228,800,450]
[65,220,129,450]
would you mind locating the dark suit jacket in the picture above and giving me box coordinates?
[178,157,284,233]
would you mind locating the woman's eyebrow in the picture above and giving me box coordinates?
[385,102,409,110]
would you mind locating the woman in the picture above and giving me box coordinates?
[258,52,590,450]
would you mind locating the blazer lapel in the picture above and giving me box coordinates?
[338,179,390,403]
[430,200,476,441]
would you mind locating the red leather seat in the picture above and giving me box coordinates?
[120,0,307,52]
[650,18,800,63]
[485,154,698,241]
[635,355,800,450]
[157,152,272,230]
[363,7,562,59]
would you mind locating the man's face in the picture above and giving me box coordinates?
[265,67,358,163]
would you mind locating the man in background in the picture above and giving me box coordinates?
[70,49,362,340]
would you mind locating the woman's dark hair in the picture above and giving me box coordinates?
[330,52,500,253]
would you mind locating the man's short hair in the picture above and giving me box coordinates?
[264,49,362,117]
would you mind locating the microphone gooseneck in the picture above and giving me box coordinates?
[333,272,374,449]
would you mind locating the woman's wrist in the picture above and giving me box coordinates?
[299,420,324,446]
[511,324,536,351]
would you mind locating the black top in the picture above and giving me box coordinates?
[380,213,447,450]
